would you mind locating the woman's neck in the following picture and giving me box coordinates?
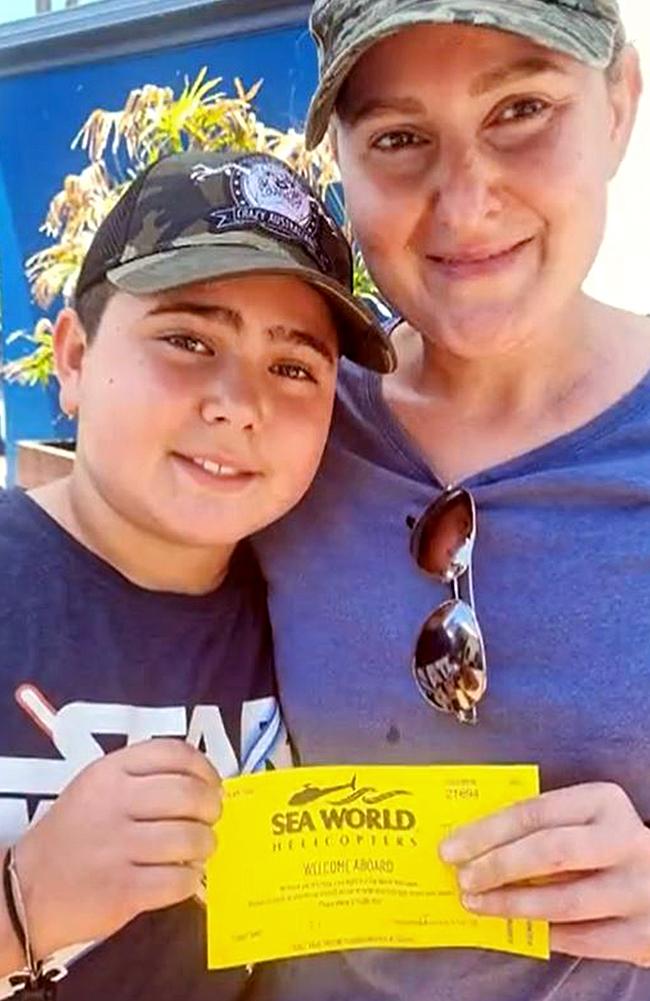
[392,294,609,419]
[384,295,650,484]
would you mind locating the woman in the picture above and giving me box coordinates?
[252,1,650,998]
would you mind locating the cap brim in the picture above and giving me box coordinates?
[107,244,396,374]
[306,0,614,148]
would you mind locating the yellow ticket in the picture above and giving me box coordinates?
[206,764,549,968]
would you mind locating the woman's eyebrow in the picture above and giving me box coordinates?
[344,55,567,124]
[345,95,425,125]
[469,56,569,96]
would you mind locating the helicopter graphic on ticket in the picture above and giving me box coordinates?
[206,764,549,968]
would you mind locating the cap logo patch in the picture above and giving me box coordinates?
[240,157,313,227]
[201,156,333,273]
[190,162,232,185]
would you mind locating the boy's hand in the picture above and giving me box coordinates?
[13,739,222,960]
[439,782,650,967]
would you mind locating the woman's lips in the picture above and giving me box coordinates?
[426,237,534,280]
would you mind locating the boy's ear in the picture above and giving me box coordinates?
[54,307,88,418]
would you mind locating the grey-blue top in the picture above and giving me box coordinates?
[252,359,650,1000]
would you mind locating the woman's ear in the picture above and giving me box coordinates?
[328,117,340,161]
[54,307,88,419]
[606,45,643,178]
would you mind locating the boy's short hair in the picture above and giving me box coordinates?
[74,279,115,341]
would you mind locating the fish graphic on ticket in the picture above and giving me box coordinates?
[206,764,549,968]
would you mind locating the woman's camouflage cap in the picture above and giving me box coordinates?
[75,149,396,373]
[306,0,624,148]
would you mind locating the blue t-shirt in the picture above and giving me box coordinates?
[252,360,650,1001]
[0,489,290,1001]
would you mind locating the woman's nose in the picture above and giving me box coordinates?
[432,148,502,233]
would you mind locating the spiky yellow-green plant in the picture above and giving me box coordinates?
[5,68,377,387]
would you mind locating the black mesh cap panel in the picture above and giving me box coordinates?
[75,168,150,300]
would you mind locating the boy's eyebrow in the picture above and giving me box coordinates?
[346,57,567,123]
[266,325,336,364]
[147,301,243,330]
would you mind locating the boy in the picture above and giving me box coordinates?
[0,149,394,1000]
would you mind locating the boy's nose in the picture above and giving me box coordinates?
[200,369,263,431]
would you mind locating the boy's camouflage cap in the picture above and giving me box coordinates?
[75,150,396,374]
[306,0,624,148]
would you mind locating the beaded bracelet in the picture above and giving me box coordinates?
[2,848,61,1000]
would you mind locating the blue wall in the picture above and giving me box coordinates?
[0,15,317,482]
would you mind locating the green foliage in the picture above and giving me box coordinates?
[4,320,54,387]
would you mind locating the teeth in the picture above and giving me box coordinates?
[192,458,242,477]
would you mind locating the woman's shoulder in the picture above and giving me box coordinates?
[604,303,650,337]
[595,302,650,385]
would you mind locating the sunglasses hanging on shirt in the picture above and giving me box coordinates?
[408,487,487,725]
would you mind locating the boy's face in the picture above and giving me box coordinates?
[57,274,339,547]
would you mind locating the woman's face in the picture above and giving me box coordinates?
[334,24,640,358]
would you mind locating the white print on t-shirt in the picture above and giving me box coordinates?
[0,683,291,845]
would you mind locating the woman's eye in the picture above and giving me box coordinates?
[495,98,550,125]
[372,131,426,152]
[270,362,316,383]
[163,333,212,355]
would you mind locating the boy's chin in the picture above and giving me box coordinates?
[159,504,285,550]
[161,518,255,550]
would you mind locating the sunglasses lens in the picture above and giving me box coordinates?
[412,600,486,725]
[411,489,475,582]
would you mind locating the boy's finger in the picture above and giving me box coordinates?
[131,863,205,914]
[127,773,222,825]
[130,819,217,866]
[121,738,222,786]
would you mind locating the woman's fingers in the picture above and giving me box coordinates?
[440,783,633,865]
[457,824,620,894]
[461,865,650,923]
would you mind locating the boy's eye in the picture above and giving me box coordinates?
[270,361,316,383]
[372,130,427,152]
[493,97,551,126]
[163,333,212,355]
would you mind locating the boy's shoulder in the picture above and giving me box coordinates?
[0,487,57,560]
[0,488,99,587]
[0,486,38,520]
[0,486,263,593]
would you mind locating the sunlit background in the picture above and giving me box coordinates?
[586,0,650,312]
[2,0,101,18]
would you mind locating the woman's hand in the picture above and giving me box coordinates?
[439,782,650,966]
